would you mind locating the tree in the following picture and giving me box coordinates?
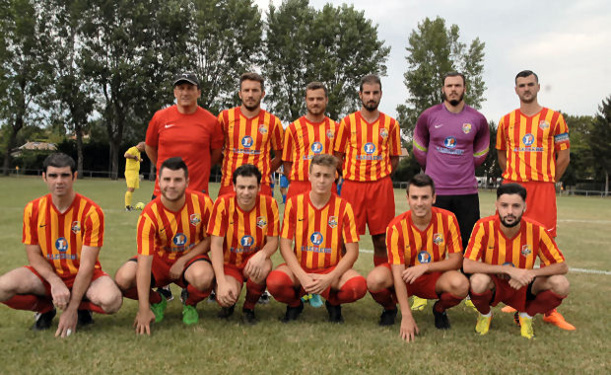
[0,0,49,175]
[263,0,390,122]
[397,16,486,138]
[562,114,595,187]
[475,121,502,186]
[590,96,611,195]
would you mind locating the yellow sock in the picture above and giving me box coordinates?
[125,191,133,207]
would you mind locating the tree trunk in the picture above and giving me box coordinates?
[76,124,84,178]
[605,170,609,197]
[3,114,24,176]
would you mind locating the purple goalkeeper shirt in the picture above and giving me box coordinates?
[413,103,489,195]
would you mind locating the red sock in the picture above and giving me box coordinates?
[369,288,396,310]
[2,294,54,313]
[122,287,161,304]
[243,279,266,310]
[436,293,463,312]
[469,289,493,314]
[266,270,300,307]
[185,284,211,307]
[373,255,388,267]
[526,290,565,316]
[327,276,367,305]
[78,301,107,314]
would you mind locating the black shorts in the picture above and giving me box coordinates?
[434,193,480,252]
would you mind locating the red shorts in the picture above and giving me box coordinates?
[489,274,533,311]
[341,177,395,235]
[25,266,108,296]
[223,253,257,283]
[277,263,336,296]
[382,263,441,299]
[505,180,557,237]
[218,183,272,198]
[286,180,337,200]
[130,254,210,288]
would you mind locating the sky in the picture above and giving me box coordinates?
[254,0,611,122]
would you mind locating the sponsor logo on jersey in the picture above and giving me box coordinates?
[462,123,472,134]
[328,216,338,228]
[539,120,550,130]
[71,221,81,234]
[256,216,267,228]
[521,245,532,257]
[241,136,254,148]
[240,235,254,248]
[417,251,431,264]
[379,128,388,138]
[258,125,268,134]
[522,133,535,146]
[173,233,187,246]
[311,142,323,154]
[433,233,444,245]
[55,237,68,252]
[189,214,201,226]
[310,232,324,246]
[363,142,376,154]
[444,136,457,148]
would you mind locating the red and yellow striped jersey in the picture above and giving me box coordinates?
[465,215,565,268]
[218,107,284,187]
[282,116,338,182]
[207,194,279,267]
[496,108,570,182]
[387,207,462,266]
[334,111,401,181]
[22,194,104,279]
[281,193,359,271]
[137,191,213,264]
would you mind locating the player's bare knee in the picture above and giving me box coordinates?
[114,263,136,290]
[366,267,389,291]
[548,275,570,296]
[469,273,491,294]
[448,273,469,297]
[92,285,123,314]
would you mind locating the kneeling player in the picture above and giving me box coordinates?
[367,174,468,342]
[208,164,280,324]
[115,157,215,335]
[267,154,367,323]
[0,153,122,337]
[464,183,570,339]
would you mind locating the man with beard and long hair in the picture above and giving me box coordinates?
[463,183,570,339]
[217,72,284,198]
[334,74,402,269]
[496,70,574,330]
[410,71,489,311]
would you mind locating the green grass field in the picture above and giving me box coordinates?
[0,176,609,374]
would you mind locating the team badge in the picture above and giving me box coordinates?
[173,233,187,246]
[328,216,338,228]
[241,136,254,148]
[539,120,550,130]
[443,136,456,148]
[379,128,388,138]
[433,233,444,245]
[521,245,532,257]
[258,125,268,134]
[240,235,254,248]
[189,214,201,226]
[363,142,376,154]
[256,216,267,229]
[71,221,81,234]
[326,129,335,139]
[55,237,68,252]
[311,142,323,154]
[310,232,324,246]
[522,133,534,146]
[417,251,431,264]
[462,123,472,134]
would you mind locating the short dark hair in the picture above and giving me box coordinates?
[360,74,382,92]
[497,183,527,201]
[306,81,328,97]
[443,71,466,86]
[159,157,188,179]
[43,153,76,174]
[240,72,264,91]
[309,154,337,172]
[515,70,539,84]
[407,173,435,195]
[232,164,261,185]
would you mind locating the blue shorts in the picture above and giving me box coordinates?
[280,175,289,188]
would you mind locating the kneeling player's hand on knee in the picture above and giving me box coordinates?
[51,282,71,310]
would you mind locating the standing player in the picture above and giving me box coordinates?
[267,154,367,323]
[114,157,215,334]
[146,71,223,198]
[283,81,337,200]
[217,72,284,197]
[0,153,122,337]
[334,74,402,267]
[412,71,489,311]
[496,70,573,330]
[207,164,280,324]
[367,174,468,342]
[464,183,570,339]
[124,141,146,211]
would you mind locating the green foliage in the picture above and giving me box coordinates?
[397,17,486,137]
[475,121,502,181]
[562,114,596,187]
[590,96,611,175]
[263,0,390,122]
